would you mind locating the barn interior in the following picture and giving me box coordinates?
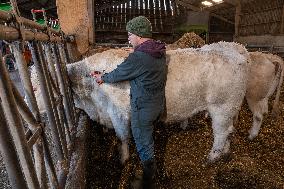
[0,0,284,189]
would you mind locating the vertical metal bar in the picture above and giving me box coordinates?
[42,130,60,189]
[33,140,48,189]
[52,44,72,145]
[8,50,58,188]
[11,81,38,128]
[37,42,68,160]
[0,103,29,189]
[58,45,76,141]
[63,43,71,64]
[0,52,40,189]
[57,44,76,122]
[61,43,76,115]
[46,57,71,149]
[12,41,41,121]
[28,41,64,161]
[53,44,74,131]
[57,99,72,145]
[10,82,49,188]
[43,43,59,88]
[45,48,72,142]
[62,43,79,125]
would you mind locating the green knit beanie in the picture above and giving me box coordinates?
[126,16,152,38]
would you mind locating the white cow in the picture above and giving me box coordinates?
[245,52,283,139]
[67,41,249,163]
[175,48,284,140]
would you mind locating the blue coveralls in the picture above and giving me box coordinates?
[102,46,167,162]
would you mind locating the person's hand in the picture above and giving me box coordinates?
[122,47,134,53]
[90,71,104,85]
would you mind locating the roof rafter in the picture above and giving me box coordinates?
[176,0,234,25]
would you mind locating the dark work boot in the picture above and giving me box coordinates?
[142,159,157,189]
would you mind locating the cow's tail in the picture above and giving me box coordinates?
[271,58,284,117]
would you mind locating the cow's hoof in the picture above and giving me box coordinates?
[221,152,233,163]
[120,156,129,165]
[271,107,279,119]
[206,152,233,165]
[248,133,257,140]
[206,156,220,165]
[103,127,109,133]
[208,150,222,164]
[130,173,143,189]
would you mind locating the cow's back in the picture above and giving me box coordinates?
[164,43,248,123]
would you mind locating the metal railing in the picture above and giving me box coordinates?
[0,1,77,188]
[246,44,284,58]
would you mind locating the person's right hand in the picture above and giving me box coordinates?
[90,71,104,85]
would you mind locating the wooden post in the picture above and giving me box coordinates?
[234,0,241,39]
[281,4,284,34]
[88,0,95,44]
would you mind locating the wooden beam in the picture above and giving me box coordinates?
[176,0,234,25]
[206,0,237,10]
[175,0,201,11]
[211,13,234,24]
[223,0,237,6]
[281,4,284,34]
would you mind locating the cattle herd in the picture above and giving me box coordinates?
[31,41,283,165]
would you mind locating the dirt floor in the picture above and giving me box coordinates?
[86,88,284,189]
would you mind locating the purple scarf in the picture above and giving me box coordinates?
[134,40,166,58]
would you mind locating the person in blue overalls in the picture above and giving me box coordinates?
[92,16,167,188]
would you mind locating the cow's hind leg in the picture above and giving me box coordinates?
[120,139,130,164]
[247,98,268,140]
[208,105,236,163]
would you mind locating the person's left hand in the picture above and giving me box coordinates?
[90,71,104,85]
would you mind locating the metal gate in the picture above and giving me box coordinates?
[0,1,77,188]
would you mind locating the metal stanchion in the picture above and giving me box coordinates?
[52,44,74,134]
[0,53,40,189]
[57,44,76,123]
[28,41,64,162]
[0,1,76,188]
[37,42,68,160]
[0,103,29,189]
[10,81,48,188]
[12,41,41,121]
[44,43,59,88]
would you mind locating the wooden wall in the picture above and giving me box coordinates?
[94,0,183,43]
[238,0,284,36]
[209,16,234,43]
